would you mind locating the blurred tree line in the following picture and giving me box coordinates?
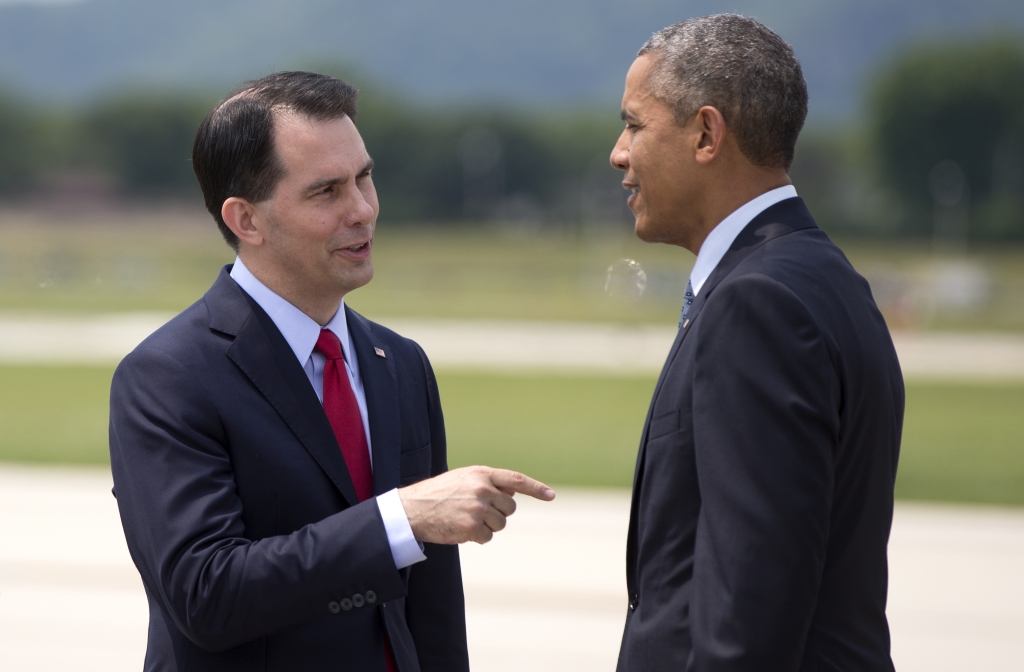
[793,37,1024,242]
[0,90,215,203]
[0,36,1021,240]
[0,80,627,225]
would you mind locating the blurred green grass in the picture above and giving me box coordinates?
[4,211,1024,330]
[0,211,690,323]
[0,365,112,464]
[2,364,1022,506]
[894,383,1024,504]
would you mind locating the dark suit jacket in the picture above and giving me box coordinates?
[617,198,904,672]
[109,267,469,672]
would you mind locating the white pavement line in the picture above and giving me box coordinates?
[886,504,1024,672]
[0,313,175,365]
[458,488,629,671]
[2,313,1024,379]
[381,318,676,374]
[0,465,147,672]
[889,332,1024,381]
[2,465,1023,671]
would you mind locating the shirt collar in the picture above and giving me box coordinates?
[229,257,353,365]
[689,185,798,296]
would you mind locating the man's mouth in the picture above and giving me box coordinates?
[336,239,372,258]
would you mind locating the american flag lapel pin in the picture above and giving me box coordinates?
[374,347,386,358]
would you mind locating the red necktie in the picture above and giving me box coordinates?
[316,329,373,502]
[314,329,398,672]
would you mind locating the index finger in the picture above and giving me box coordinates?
[489,468,556,501]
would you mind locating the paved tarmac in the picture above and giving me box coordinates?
[1,465,1022,671]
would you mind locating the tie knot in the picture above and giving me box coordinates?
[315,329,345,361]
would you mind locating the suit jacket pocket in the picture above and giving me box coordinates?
[400,444,432,485]
[647,408,681,441]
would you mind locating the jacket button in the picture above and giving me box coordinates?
[352,593,366,608]
[328,601,341,614]
[365,590,377,604]
[628,594,638,611]
[340,598,354,611]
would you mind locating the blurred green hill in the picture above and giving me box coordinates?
[0,0,1022,121]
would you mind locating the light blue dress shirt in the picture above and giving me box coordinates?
[689,185,799,296]
[230,257,426,570]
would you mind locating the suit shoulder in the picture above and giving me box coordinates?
[732,228,868,305]
[761,227,858,275]
[118,297,222,372]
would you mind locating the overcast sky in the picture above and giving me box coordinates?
[0,0,85,4]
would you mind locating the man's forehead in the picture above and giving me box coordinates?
[623,56,657,103]
[274,112,360,147]
[626,55,655,85]
[272,113,369,180]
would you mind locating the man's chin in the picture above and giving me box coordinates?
[634,217,683,247]
[335,263,374,296]
[633,216,659,243]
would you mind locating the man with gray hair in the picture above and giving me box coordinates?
[611,15,903,671]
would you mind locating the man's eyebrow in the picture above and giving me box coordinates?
[304,176,345,194]
[621,109,638,122]
[303,158,375,194]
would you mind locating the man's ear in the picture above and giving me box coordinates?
[693,106,728,166]
[221,197,265,248]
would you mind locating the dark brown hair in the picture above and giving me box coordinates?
[191,71,359,250]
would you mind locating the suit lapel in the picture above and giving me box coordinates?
[694,197,818,308]
[206,268,361,507]
[628,198,819,542]
[649,197,818,406]
[653,198,818,386]
[347,307,403,496]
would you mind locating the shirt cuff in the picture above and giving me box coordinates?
[376,488,427,569]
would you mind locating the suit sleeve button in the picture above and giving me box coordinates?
[352,593,366,608]
[340,598,354,611]
[365,590,377,604]
[328,601,341,614]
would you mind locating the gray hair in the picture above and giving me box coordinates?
[638,14,808,170]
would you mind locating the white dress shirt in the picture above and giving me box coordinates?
[230,257,426,569]
[689,185,798,296]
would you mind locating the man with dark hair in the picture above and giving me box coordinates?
[109,71,554,672]
[610,15,903,671]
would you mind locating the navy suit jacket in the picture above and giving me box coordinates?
[617,198,904,671]
[109,267,469,672]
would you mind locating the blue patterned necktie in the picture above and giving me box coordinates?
[678,280,695,328]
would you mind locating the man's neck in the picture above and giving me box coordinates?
[688,170,792,255]
[236,252,342,326]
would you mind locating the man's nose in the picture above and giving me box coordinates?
[610,130,630,171]
[345,188,377,227]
